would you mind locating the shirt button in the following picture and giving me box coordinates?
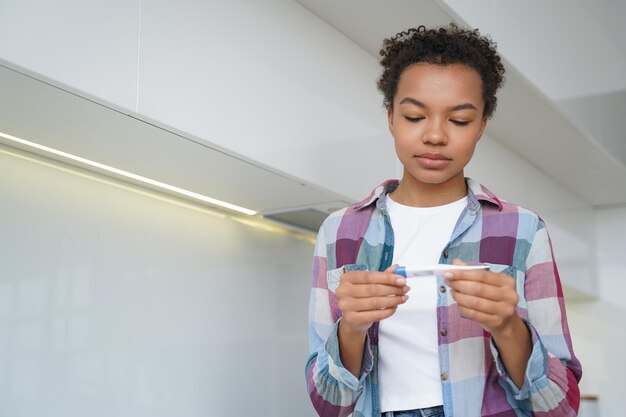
[443,250,449,259]
[439,285,447,293]
[440,328,448,336]
[441,372,448,381]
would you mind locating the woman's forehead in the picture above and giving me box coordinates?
[395,63,483,105]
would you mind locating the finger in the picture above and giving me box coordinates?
[449,258,501,284]
[456,305,498,326]
[345,270,406,286]
[446,280,505,301]
[345,306,399,325]
[451,291,516,317]
[445,270,512,287]
[349,283,410,298]
[451,291,496,313]
[346,294,409,313]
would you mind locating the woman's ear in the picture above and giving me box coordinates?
[387,107,394,133]
[477,117,488,140]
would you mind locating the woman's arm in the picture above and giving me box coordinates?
[305,223,408,417]
[445,260,532,388]
[305,225,369,417]
[512,220,582,414]
[445,219,582,415]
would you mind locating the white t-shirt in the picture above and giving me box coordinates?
[379,193,467,412]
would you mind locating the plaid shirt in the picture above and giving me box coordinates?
[306,179,582,417]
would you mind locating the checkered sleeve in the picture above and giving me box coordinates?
[305,222,373,417]
[490,219,582,416]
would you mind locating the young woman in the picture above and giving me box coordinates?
[306,25,582,417]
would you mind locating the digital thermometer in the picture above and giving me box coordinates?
[393,264,490,277]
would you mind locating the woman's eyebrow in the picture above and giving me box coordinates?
[450,103,478,112]
[399,97,426,108]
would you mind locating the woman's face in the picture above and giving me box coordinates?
[388,63,487,188]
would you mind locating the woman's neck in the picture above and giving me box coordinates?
[390,172,468,207]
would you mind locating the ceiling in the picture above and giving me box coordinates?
[548,0,626,180]
[296,0,626,208]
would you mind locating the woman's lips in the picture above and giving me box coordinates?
[415,153,452,169]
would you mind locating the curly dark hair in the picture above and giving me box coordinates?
[377,23,505,118]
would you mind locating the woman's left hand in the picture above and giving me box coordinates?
[444,259,520,336]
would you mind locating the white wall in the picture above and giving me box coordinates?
[594,206,626,305]
[566,205,626,417]
[0,146,317,417]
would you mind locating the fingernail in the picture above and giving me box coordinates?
[396,277,406,285]
[403,286,410,293]
[402,295,409,302]
[443,272,453,279]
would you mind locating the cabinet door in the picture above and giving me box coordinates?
[0,0,140,110]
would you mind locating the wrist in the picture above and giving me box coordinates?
[338,319,368,340]
[337,318,369,378]
[491,314,527,341]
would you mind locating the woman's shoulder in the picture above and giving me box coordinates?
[469,179,541,219]
[468,179,546,239]
[318,180,397,235]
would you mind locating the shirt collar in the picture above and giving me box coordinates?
[466,178,503,211]
[353,178,503,212]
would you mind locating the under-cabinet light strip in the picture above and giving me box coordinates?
[0,131,257,216]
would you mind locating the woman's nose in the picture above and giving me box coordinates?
[422,120,448,145]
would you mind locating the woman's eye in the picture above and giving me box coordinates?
[405,116,424,122]
[451,120,470,126]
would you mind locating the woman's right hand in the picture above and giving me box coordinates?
[336,264,410,336]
